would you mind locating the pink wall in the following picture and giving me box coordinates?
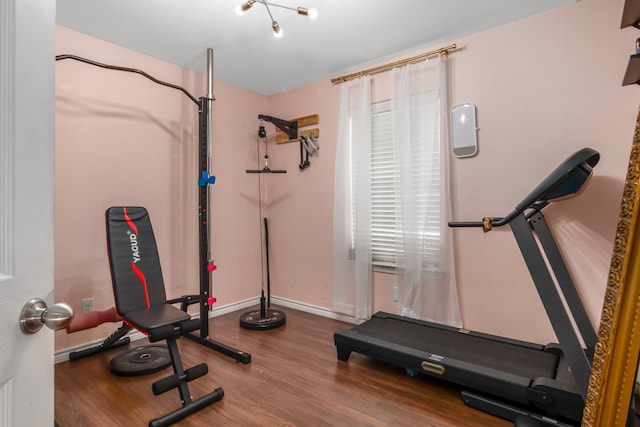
[55,0,640,352]
[445,0,638,343]
[54,26,267,351]
[266,0,639,344]
[260,79,339,312]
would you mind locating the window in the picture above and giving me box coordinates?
[366,93,441,269]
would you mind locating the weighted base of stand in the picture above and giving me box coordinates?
[239,308,286,330]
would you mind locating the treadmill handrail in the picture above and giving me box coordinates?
[449,203,550,229]
[449,217,509,229]
[448,147,600,229]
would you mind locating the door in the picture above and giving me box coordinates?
[0,0,56,425]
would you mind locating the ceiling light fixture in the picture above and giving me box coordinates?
[235,0,318,38]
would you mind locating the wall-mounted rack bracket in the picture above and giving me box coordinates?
[258,114,298,140]
[275,114,320,144]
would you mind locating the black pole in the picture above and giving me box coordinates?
[197,98,210,337]
[264,217,271,308]
[238,216,286,330]
[185,97,251,363]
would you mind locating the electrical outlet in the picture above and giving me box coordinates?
[81,297,94,313]
[393,286,400,302]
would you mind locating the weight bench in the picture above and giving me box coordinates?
[106,206,223,427]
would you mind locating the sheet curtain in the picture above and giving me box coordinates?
[331,76,372,320]
[332,56,461,327]
[391,56,461,327]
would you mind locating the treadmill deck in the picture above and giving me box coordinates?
[344,312,558,380]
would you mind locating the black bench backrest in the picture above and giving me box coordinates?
[106,206,167,315]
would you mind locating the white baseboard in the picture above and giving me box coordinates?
[55,296,357,364]
[270,296,359,324]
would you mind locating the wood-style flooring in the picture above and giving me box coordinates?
[55,307,511,427]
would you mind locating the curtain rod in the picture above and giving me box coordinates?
[330,43,457,84]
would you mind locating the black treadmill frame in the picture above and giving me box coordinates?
[334,147,600,424]
[335,311,555,405]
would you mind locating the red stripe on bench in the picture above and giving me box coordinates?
[122,206,139,235]
[131,260,151,308]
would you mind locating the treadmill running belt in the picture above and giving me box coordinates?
[351,315,558,380]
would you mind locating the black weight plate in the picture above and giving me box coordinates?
[239,309,286,330]
[109,345,171,377]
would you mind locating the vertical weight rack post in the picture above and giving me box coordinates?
[183,48,251,364]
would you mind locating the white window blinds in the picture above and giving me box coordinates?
[369,95,441,269]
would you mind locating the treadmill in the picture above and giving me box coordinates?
[334,147,600,426]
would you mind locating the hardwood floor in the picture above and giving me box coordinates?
[55,307,511,427]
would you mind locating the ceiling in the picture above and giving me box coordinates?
[56,0,575,96]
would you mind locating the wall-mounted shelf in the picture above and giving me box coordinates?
[623,54,640,86]
[622,0,640,29]
[275,114,320,144]
[622,0,640,85]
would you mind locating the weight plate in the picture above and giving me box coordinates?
[239,309,286,330]
[109,345,171,377]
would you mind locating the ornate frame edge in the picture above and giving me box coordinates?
[583,108,640,426]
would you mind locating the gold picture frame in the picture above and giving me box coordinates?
[583,108,640,426]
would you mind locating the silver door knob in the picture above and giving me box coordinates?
[19,297,74,334]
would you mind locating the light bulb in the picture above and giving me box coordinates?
[235,0,255,15]
[272,21,283,38]
[297,7,318,20]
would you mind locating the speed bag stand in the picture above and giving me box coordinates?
[241,124,287,331]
